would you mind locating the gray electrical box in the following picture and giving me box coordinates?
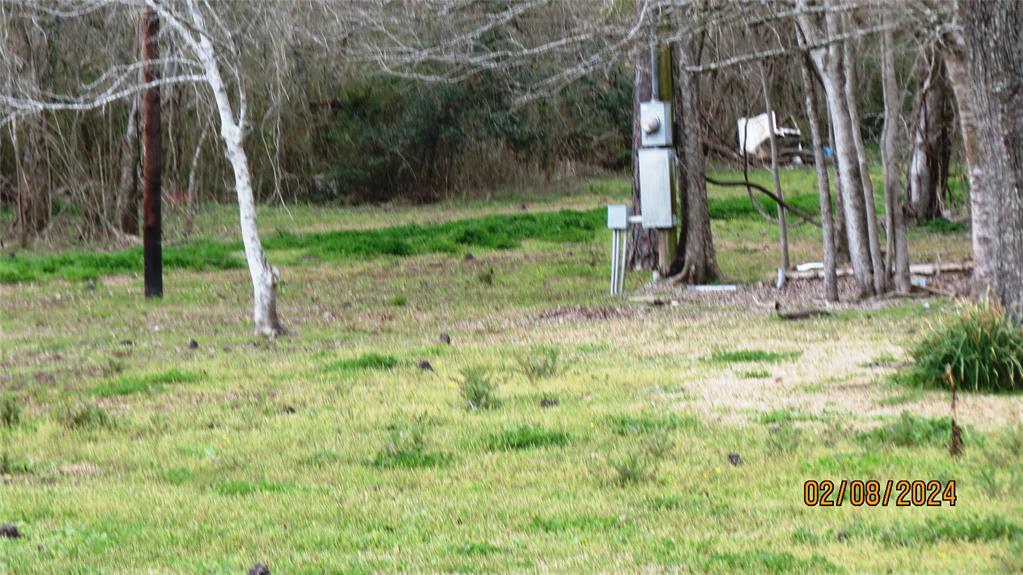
[640,100,672,147]
[638,148,675,228]
[607,204,632,230]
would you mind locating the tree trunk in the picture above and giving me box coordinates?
[945,1,1023,321]
[627,40,658,271]
[906,49,951,222]
[828,121,849,262]
[142,6,163,298]
[672,35,720,284]
[799,54,838,301]
[760,63,789,274]
[881,27,911,294]
[843,36,886,294]
[116,99,141,236]
[812,16,875,297]
[193,17,283,336]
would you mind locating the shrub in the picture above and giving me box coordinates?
[904,300,1023,393]
[457,367,500,411]
[0,396,21,428]
[514,346,561,382]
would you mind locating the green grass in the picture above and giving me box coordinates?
[480,423,569,451]
[0,170,1014,573]
[92,369,201,397]
[709,349,801,364]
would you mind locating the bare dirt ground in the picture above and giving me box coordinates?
[610,271,1023,431]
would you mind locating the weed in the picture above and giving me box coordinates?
[739,369,771,379]
[0,396,21,428]
[603,433,672,486]
[514,345,561,382]
[388,294,407,307]
[59,403,112,430]
[372,418,450,469]
[904,299,1023,392]
[482,424,568,451]
[457,366,500,411]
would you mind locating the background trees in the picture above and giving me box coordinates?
[2,0,1021,326]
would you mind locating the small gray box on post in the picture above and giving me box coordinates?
[638,148,675,228]
[607,204,632,230]
[640,100,672,147]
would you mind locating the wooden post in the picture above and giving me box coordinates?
[142,6,163,298]
[655,44,677,277]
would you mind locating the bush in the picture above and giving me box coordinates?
[514,346,561,382]
[904,300,1023,392]
[457,367,500,411]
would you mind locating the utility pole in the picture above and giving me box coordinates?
[142,5,163,298]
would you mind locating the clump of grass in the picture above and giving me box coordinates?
[841,515,1022,546]
[372,418,450,469]
[482,424,568,451]
[92,368,200,397]
[601,433,672,486]
[0,451,32,475]
[456,541,502,556]
[606,412,697,435]
[59,403,112,430]
[904,299,1023,393]
[457,367,500,411]
[388,294,407,307]
[758,408,816,425]
[514,345,561,382]
[739,369,771,379]
[709,349,801,364]
[858,411,967,449]
[766,421,802,454]
[326,352,400,373]
[1,396,22,428]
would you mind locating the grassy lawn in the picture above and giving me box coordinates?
[1,168,1020,573]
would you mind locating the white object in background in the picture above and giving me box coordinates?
[796,262,824,272]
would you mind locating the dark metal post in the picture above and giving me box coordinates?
[142,6,162,298]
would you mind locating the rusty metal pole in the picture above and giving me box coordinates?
[142,5,162,298]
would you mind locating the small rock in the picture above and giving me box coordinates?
[187,339,199,350]
[463,253,475,262]
[520,203,528,211]
[727,452,743,466]
[540,397,559,409]
[248,563,271,575]
[439,333,451,345]
[120,339,134,347]
[417,360,434,372]
[281,405,296,415]
[836,531,848,543]
[0,523,20,539]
